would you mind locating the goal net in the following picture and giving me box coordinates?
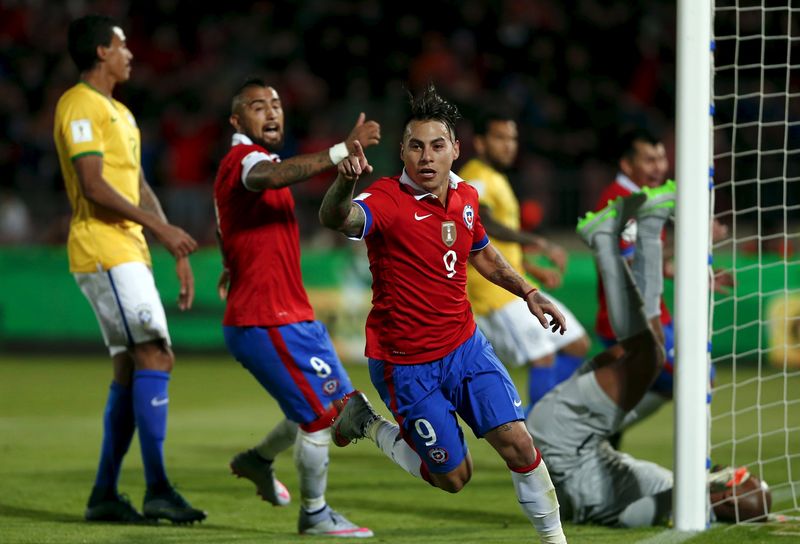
[710,0,800,522]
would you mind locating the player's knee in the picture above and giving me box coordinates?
[528,353,555,368]
[133,339,174,372]
[567,334,592,357]
[434,472,470,493]
[432,461,472,493]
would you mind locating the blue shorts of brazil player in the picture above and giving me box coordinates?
[224,321,354,432]
[369,327,525,474]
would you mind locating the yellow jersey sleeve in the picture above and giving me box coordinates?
[56,89,106,161]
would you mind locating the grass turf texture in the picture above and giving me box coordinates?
[1,355,797,543]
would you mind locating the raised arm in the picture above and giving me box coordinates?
[469,243,566,334]
[319,140,370,238]
[246,112,380,191]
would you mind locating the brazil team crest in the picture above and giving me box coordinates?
[462,204,474,230]
[441,221,457,247]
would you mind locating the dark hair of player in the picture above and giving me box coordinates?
[231,77,268,114]
[404,83,462,142]
[68,14,118,72]
[617,127,662,162]
[473,109,515,137]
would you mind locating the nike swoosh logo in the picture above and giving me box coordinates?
[111,117,118,123]
[513,399,523,407]
[414,212,432,220]
[150,397,169,407]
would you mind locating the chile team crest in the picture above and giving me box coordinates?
[463,204,474,230]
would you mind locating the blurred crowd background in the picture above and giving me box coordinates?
[0,0,795,248]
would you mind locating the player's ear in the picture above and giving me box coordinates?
[473,135,485,156]
[619,157,633,177]
[452,139,460,161]
[229,114,240,132]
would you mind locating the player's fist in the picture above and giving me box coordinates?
[338,140,372,181]
[346,112,381,151]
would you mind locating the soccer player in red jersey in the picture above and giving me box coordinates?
[213,78,378,538]
[320,84,568,544]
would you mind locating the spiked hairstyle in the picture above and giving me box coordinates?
[403,83,462,143]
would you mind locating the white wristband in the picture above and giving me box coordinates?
[328,142,349,165]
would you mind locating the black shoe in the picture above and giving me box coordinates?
[143,485,207,524]
[85,490,146,523]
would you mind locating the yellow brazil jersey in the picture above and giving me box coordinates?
[459,158,528,316]
[54,82,150,273]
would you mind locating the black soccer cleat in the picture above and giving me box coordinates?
[142,485,207,524]
[85,491,147,523]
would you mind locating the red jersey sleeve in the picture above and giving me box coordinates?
[352,178,398,239]
[468,191,489,251]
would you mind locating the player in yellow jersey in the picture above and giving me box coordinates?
[53,15,204,524]
[460,111,590,410]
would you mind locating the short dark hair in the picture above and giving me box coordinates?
[473,110,514,137]
[231,76,268,114]
[68,14,118,72]
[617,127,661,161]
[404,83,461,142]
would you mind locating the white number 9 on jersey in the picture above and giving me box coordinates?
[310,356,332,378]
[442,250,457,279]
[414,418,438,446]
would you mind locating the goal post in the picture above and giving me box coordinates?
[674,0,713,531]
[676,0,800,528]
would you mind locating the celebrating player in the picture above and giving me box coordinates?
[213,78,378,538]
[320,84,568,544]
[53,15,204,524]
[459,111,591,408]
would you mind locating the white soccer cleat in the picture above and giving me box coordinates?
[298,505,374,538]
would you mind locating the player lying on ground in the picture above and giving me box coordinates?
[526,187,771,526]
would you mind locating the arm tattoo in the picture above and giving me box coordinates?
[319,174,364,237]
[249,149,332,190]
[487,251,527,297]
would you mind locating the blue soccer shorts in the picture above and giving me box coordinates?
[223,321,354,431]
[369,328,525,474]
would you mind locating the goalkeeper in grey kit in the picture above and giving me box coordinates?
[527,183,771,526]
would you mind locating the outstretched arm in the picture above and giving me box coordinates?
[319,140,371,238]
[469,243,566,334]
[245,112,380,191]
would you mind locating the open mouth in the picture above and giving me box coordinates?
[263,124,280,138]
[418,168,437,179]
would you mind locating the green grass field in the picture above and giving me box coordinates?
[1,355,798,543]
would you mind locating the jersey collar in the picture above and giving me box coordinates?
[399,169,463,200]
[231,133,254,147]
[615,173,640,193]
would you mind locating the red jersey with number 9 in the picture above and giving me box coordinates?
[353,171,489,364]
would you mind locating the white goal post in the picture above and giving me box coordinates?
[676,0,800,530]
[674,0,713,531]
